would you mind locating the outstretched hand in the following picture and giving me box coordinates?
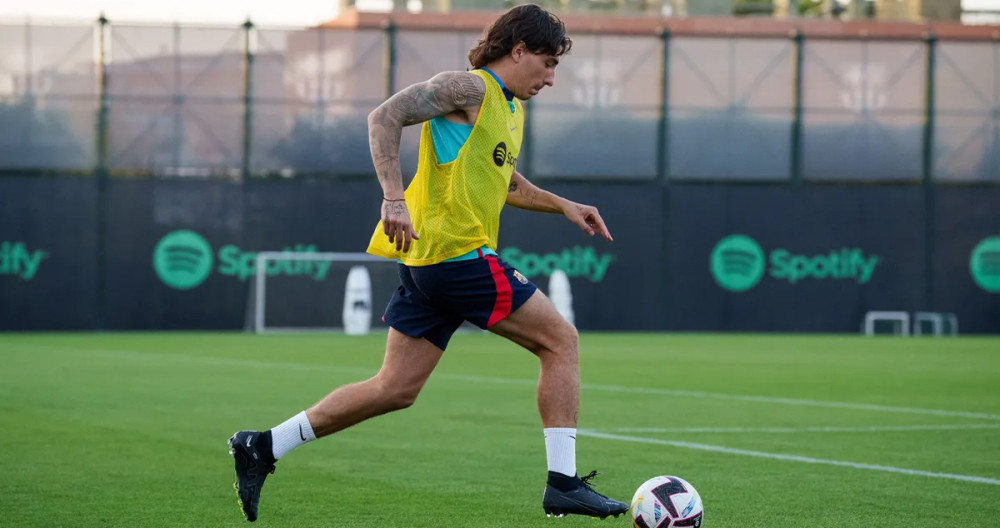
[381,198,420,252]
[564,203,613,242]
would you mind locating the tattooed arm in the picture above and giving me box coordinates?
[505,170,563,213]
[506,170,613,241]
[367,71,485,252]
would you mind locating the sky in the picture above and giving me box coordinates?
[1,0,998,27]
[0,0,341,27]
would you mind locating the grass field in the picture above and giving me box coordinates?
[2,332,999,527]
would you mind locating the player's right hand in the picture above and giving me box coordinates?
[381,198,419,253]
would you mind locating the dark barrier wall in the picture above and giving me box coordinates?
[103,180,246,329]
[0,178,100,330]
[498,183,666,331]
[931,187,1000,333]
[663,186,927,332]
[100,179,383,329]
[1,177,998,333]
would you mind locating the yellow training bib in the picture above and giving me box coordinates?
[367,69,524,266]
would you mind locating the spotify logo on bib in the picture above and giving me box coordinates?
[153,230,214,290]
[710,234,766,292]
[493,142,507,167]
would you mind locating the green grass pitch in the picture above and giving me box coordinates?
[2,332,999,527]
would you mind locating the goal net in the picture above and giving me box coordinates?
[245,252,400,334]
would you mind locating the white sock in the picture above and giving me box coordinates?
[544,427,577,477]
[270,411,316,460]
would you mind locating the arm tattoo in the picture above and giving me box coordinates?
[451,75,475,106]
[509,173,538,207]
[382,72,484,127]
[525,188,538,207]
[369,72,484,195]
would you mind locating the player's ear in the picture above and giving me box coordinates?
[511,41,527,63]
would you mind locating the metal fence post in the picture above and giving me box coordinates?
[242,19,254,182]
[172,23,182,170]
[96,15,110,175]
[24,18,34,151]
[383,21,397,99]
[657,27,671,184]
[658,27,672,329]
[318,28,327,134]
[790,30,805,184]
[96,14,110,330]
[922,31,937,311]
[922,32,937,186]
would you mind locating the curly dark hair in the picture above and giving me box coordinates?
[468,4,572,69]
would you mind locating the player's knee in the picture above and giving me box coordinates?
[555,322,579,356]
[389,388,419,410]
[377,379,420,410]
[565,324,579,350]
[539,322,578,363]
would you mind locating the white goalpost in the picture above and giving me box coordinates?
[246,250,579,335]
[248,251,393,334]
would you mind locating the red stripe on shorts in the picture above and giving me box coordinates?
[484,254,512,327]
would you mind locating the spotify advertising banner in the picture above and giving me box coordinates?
[931,187,1000,333]
[0,176,98,330]
[498,182,666,331]
[2,177,998,332]
[100,180,247,328]
[665,185,928,332]
[100,179,385,329]
[0,177,100,330]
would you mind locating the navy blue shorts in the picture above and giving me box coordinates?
[382,251,538,351]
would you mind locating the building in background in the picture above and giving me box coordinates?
[336,0,969,22]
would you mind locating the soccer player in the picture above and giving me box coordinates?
[228,3,626,522]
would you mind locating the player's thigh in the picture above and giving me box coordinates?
[488,289,578,356]
[377,327,445,393]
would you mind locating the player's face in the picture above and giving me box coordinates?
[515,50,558,100]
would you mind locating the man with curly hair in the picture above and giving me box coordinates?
[228,4,626,522]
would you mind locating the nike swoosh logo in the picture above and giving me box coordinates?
[245,436,252,448]
[299,423,307,441]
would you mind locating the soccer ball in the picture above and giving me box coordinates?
[630,475,704,528]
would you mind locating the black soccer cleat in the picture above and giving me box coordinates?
[228,430,276,522]
[542,471,629,519]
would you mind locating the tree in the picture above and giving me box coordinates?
[0,99,88,170]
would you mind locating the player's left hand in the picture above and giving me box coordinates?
[564,203,613,242]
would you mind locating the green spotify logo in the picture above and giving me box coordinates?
[153,230,214,290]
[710,234,766,292]
[710,234,881,292]
[970,236,1000,293]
